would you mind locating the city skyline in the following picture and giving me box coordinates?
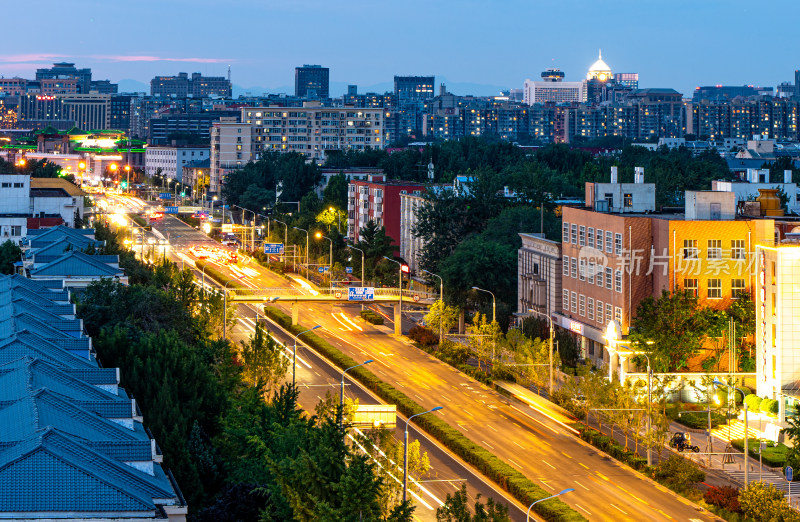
[2,0,798,97]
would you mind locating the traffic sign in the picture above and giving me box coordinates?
[263,243,284,255]
[318,266,330,273]
[164,206,179,214]
[334,291,342,299]
[346,266,353,274]
[787,466,794,481]
[159,193,172,199]
[413,294,420,302]
[348,287,375,301]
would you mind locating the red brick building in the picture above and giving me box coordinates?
[347,174,425,248]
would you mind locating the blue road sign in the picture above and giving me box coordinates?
[348,287,375,301]
[263,243,284,255]
[164,206,179,214]
[346,266,353,274]
[318,266,325,273]
[159,193,172,199]
[787,466,794,481]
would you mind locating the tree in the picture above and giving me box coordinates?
[738,481,799,522]
[322,171,349,209]
[439,237,516,310]
[436,484,510,522]
[239,323,288,393]
[0,240,22,274]
[782,404,800,475]
[652,455,705,493]
[629,290,716,371]
[423,299,459,337]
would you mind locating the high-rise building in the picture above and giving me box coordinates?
[150,72,232,98]
[18,93,111,130]
[616,73,639,90]
[795,70,800,99]
[295,65,330,98]
[523,78,585,104]
[35,62,92,93]
[89,79,119,94]
[393,76,435,102]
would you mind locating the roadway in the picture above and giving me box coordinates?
[128,206,715,521]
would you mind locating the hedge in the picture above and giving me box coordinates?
[360,310,384,326]
[760,398,779,415]
[576,426,648,471]
[744,394,762,412]
[263,306,586,521]
[674,410,727,430]
[731,438,788,468]
[195,259,248,290]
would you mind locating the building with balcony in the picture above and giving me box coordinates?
[347,174,425,249]
[209,118,252,194]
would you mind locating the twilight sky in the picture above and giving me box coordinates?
[2,0,798,97]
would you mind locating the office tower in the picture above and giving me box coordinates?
[393,76,435,102]
[295,65,330,98]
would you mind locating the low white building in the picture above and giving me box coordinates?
[399,192,425,273]
[712,169,799,214]
[145,146,209,183]
[0,174,86,242]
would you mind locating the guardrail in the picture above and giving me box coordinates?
[225,286,437,302]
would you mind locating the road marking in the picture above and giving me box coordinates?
[441,395,452,402]
[596,472,610,482]
[561,451,572,459]
[610,504,628,515]
[574,503,592,515]
[542,460,556,470]
[458,424,468,432]
[573,480,589,491]
[513,441,525,450]
[508,458,522,469]
[481,440,494,450]
[540,480,555,491]
[579,462,589,470]
[314,371,321,377]
[486,424,498,432]
[513,422,522,428]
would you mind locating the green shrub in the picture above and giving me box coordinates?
[262,306,586,522]
[731,439,789,468]
[195,260,247,289]
[577,427,647,470]
[409,325,438,346]
[674,410,726,430]
[760,398,779,415]
[704,486,741,513]
[359,310,384,325]
[744,394,762,412]
[652,455,705,492]
[437,340,470,366]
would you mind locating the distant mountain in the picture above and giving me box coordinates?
[117,79,149,94]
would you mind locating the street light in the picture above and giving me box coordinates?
[328,206,342,231]
[124,165,131,194]
[527,308,556,401]
[526,488,575,521]
[340,360,374,428]
[222,276,243,341]
[294,227,309,269]
[232,204,256,251]
[274,218,289,266]
[421,269,444,344]
[293,325,321,386]
[383,256,404,329]
[316,232,333,270]
[403,406,443,503]
[345,244,365,285]
[472,286,496,324]
[714,379,749,486]
[638,352,654,466]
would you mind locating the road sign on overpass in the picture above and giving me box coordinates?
[348,287,374,301]
[263,243,284,255]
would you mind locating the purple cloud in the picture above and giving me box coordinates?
[90,55,230,64]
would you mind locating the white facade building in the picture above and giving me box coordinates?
[399,193,425,273]
[0,175,85,241]
[210,118,252,195]
[712,170,799,214]
[145,146,209,183]
[523,79,586,105]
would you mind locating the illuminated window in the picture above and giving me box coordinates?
[684,279,698,297]
[563,289,569,310]
[579,295,586,316]
[623,193,633,207]
[708,279,722,299]
[596,300,603,324]
[683,239,698,259]
[615,307,622,324]
[606,303,613,323]
[563,256,569,277]
[571,292,577,313]
[731,239,745,260]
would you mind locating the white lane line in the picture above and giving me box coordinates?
[487,424,498,433]
[441,395,452,402]
[542,460,556,470]
[513,441,525,450]
[573,480,589,491]
[339,313,363,331]
[574,504,592,515]
[610,504,628,515]
[458,424,469,432]
[481,440,494,450]
[508,458,522,469]
[540,480,555,491]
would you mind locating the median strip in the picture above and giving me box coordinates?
[263,306,586,522]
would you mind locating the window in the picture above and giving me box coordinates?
[12,183,22,188]
[683,239,698,259]
[605,267,613,290]
[623,193,633,207]
[571,292,577,313]
[614,233,622,255]
[615,307,623,324]
[708,278,722,299]
[563,256,569,276]
[607,304,613,323]
[579,226,586,246]
[563,289,569,310]
[731,279,746,298]
[596,300,604,324]
[588,228,594,248]
[605,231,613,253]
[596,229,604,251]
[563,222,570,243]
[588,262,595,284]
[579,259,586,281]
[731,239,745,260]
[0,182,9,188]
[10,226,21,236]
[707,239,721,260]
[571,257,577,279]
[684,279,698,297]
[588,297,595,320]
[579,295,586,316]
[571,224,577,245]
[615,270,622,292]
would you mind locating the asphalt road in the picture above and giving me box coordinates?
[136,208,716,522]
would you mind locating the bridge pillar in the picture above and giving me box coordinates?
[394,303,402,335]
[291,302,299,326]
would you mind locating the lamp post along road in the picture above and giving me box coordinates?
[422,269,444,344]
[383,257,403,335]
[526,488,575,521]
[403,406,443,503]
[340,360,373,429]
[472,286,495,323]
[293,325,320,386]
[294,227,309,274]
[527,308,555,397]
[222,276,243,341]
[715,380,749,486]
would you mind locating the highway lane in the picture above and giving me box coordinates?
[146,213,713,521]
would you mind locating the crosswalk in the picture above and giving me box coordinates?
[711,420,763,442]
[726,469,799,496]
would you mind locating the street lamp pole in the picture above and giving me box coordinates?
[383,256,404,328]
[421,269,444,344]
[340,360,374,428]
[715,380,749,486]
[273,218,289,264]
[346,244,365,285]
[472,286,496,323]
[293,325,321,386]
[403,406,443,503]
[293,227,309,273]
[317,233,333,269]
[526,488,575,521]
[527,308,555,397]
[639,353,653,466]
[222,276,241,341]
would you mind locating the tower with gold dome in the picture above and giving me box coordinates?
[587,50,613,82]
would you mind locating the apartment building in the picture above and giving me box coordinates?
[145,145,209,182]
[347,174,424,248]
[399,192,426,273]
[209,118,252,194]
